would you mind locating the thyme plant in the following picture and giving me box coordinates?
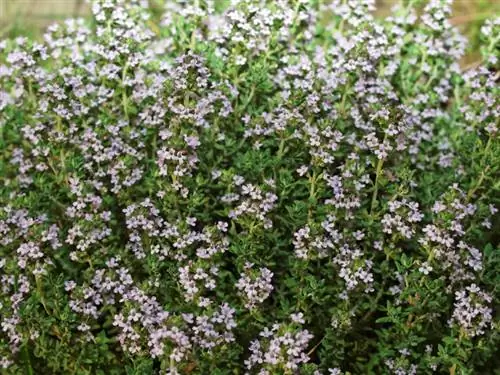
[0,0,499,374]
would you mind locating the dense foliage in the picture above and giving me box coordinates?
[0,0,499,374]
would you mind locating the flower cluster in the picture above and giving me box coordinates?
[236,262,274,309]
[450,283,493,337]
[244,314,314,373]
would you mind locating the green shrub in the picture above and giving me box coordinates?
[0,0,499,374]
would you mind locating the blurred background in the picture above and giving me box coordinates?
[0,0,498,65]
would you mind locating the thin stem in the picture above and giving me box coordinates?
[307,337,324,356]
[277,137,286,159]
[308,170,319,222]
[240,84,256,113]
[370,157,384,215]
[122,62,130,121]
[23,345,34,375]
[467,137,492,200]
[35,275,50,315]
